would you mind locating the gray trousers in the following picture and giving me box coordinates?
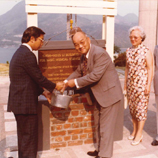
[94,100,120,158]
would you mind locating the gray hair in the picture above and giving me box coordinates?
[129,26,146,42]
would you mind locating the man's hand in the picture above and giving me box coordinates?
[55,82,64,91]
[67,79,75,87]
[60,82,68,93]
[43,89,52,104]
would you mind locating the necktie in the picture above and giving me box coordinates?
[82,56,87,76]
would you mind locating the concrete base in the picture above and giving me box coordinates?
[38,99,50,151]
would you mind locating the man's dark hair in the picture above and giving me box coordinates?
[21,26,45,43]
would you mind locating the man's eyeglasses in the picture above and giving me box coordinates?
[74,38,87,49]
[38,37,44,42]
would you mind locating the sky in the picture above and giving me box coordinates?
[0,0,139,16]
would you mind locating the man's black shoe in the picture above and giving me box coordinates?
[151,139,158,146]
[87,150,98,156]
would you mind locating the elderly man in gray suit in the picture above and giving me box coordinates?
[62,27,123,158]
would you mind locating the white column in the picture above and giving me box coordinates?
[102,15,106,40]
[27,13,38,27]
[139,0,158,53]
[105,15,115,61]
[27,13,38,61]
[156,1,158,45]
[67,14,70,40]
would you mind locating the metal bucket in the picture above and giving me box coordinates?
[50,93,72,109]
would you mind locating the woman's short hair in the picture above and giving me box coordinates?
[21,26,45,43]
[129,26,146,42]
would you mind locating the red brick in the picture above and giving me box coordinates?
[50,114,54,118]
[64,136,71,141]
[88,110,94,115]
[51,142,66,148]
[71,111,79,116]
[88,121,95,127]
[88,133,93,138]
[84,127,95,133]
[51,137,54,142]
[68,129,83,135]
[84,139,94,144]
[80,122,87,127]
[54,113,63,118]
[55,137,63,142]
[69,103,84,110]
[72,123,79,128]
[64,124,71,129]
[68,140,83,146]
[75,117,84,122]
[56,125,63,130]
[51,119,65,124]
[68,118,74,123]
[72,135,78,140]
[83,115,93,121]
[64,112,70,117]
[51,126,56,131]
[51,131,66,136]
[80,110,87,115]
[80,134,87,139]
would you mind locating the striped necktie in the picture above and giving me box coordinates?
[82,56,87,76]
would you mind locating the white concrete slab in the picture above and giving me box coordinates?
[3,105,7,111]
[5,121,17,132]
[132,154,158,158]
[5,135,17,147]
[4,112,15,120]
[5,151,18,158]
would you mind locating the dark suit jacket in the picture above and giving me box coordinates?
[67,44,123,107]
[7,45,56,114]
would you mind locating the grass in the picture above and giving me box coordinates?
[0,63,9,76]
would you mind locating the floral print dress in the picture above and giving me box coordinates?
[126,44,149,121]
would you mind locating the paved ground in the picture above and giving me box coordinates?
[1,70,158,158]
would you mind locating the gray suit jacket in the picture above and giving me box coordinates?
[67,44,123,107]
[154,45,158,95]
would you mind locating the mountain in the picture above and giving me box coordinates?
[0,0,138,48]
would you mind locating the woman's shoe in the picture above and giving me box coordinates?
[128,135,134,140]
[131,135,143,146]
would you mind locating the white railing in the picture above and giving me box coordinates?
[25,0,117,15]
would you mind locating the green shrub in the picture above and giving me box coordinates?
[114,52,126,67]
[6,61,9,65]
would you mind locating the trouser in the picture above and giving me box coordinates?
[14,114,38,158]
[93,100,120,158]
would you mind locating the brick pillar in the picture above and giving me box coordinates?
[49,96,95,148]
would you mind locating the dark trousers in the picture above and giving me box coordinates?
[14,114,38,158]
[94,100,120,158]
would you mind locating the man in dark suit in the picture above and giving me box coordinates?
[7,26,64,158]
[62,27,123,158]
